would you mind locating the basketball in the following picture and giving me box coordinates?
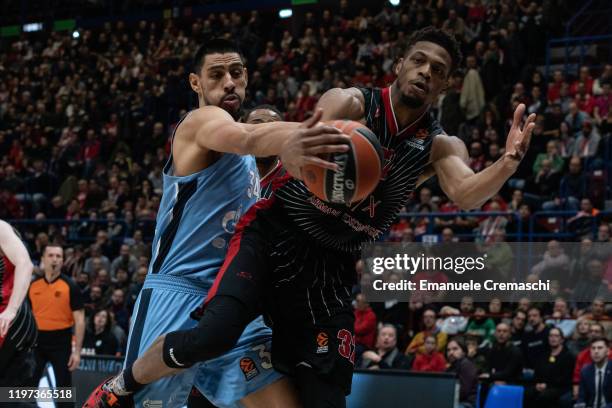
[302,120,384,206]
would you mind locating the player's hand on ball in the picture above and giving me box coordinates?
[0,307,16,337]
[504,103,535,163]
[280,109,350,180]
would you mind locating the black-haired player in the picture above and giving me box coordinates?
[84,37,348,408]
[88,27,534,408]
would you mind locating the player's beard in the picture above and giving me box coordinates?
[400,92,426,109]
[204,93,243,120]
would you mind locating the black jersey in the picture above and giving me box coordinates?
[274,87,443,252]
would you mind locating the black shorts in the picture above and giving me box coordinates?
[0,302,38,386]
[204,197,358,395]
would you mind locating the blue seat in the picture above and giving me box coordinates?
[484,385,524,408]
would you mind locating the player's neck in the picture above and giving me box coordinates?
[390,85,429,130]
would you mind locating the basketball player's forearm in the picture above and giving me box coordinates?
[133,335,182,384]
[242,121,304,157]
[199,119,301,156]
[454,156,519,209]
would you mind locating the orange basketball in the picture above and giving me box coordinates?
[302,120,383,206]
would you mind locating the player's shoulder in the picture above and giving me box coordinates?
[0,219,12,235]
[177,106,234,137]
[322,87,365,104]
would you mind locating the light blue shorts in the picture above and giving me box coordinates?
[125,274,283,408]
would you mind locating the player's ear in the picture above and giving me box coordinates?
[243,67,248,85]
[442,78,450,93]
[394,58,404,76]
[189,73,201,94]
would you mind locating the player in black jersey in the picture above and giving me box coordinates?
[92,27,535,408]
[244,105,284,187]
[0,220,37,388]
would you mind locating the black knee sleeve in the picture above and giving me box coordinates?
[163,296,257,368]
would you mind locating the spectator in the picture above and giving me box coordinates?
[511,310,527,349]
[83,245,111,275]
[523,307,551,369]
[114,267,131,292]
[85,285,105,318]
[412,334,447,373]
[481,228,513,278]
[573,323,612,398]
[358,324,411,370]
[567,317,593,356]
[465,305,496,346]
[480,322,523,383]
[29,245,84,406]
[533,141,565,175]
[530,240,570,283]
[110,244,139,278]
[107,288,129,333]
[75,271,91,302]
[593,64,612,95]
[571,66,595,96]
[475,202,507,244]
[442,9,466,41]
[460,55,485,122]
[126,230,148,259]
[545,298,576,338]
[460,296,475,315]
[573,261,610,304]
[576,338,612,408]
[405,308,448,355]
[570,120,601,159]
[82,308,119,356]
[593,80,611,125]
[524,327,575,408]
[542,156,586,211]
[565,101,590,134]
[446,338,478,408]
[354,293,377,358]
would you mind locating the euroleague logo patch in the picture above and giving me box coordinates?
[239,357,260,381]
[316,332,329,354]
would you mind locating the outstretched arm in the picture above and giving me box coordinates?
[178,106,351,177]
[0,220,33,338]
[430,104,535,210]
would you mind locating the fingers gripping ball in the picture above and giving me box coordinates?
[302,120,383,205]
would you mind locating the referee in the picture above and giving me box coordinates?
[29,244,84,405]
[0,220,38,388]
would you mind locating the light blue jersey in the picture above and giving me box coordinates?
[125,116,281,408]
[149,148,260,283]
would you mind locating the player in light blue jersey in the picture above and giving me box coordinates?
[84,38,350,408]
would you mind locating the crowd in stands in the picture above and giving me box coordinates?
[0,0,610,406]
